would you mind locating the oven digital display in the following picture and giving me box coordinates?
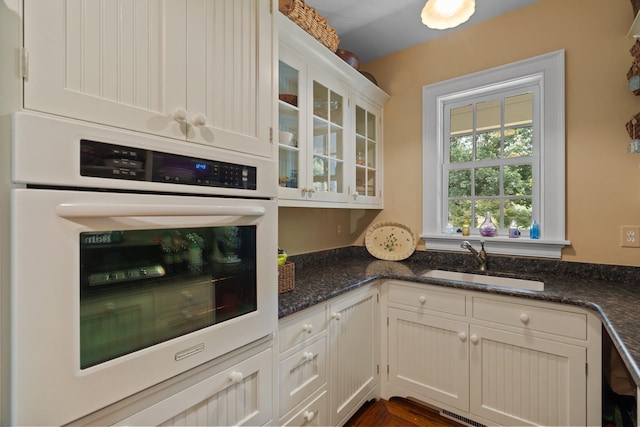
[79,139,257,190]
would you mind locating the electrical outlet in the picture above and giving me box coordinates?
[336,224,343,236]
[621,225,640,247]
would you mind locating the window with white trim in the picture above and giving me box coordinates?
[421,51,569,259]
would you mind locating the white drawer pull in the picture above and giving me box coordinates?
[458,332,467,342]
[228,371,244,384]
[302,351,314,362]
[470,334,479,344]
[331,312,341,321]
[303,323,314,334]
[303,410,315,422]
[519,313,530,324]
[418,295,427,304]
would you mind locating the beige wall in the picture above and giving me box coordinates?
[279,0,640,267]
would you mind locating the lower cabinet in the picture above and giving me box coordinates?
[383,280,601,427]
[69,337,274,426]
[277,285,380,427]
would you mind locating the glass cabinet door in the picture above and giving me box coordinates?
[312,80,344,197]
[354,102,380,203]
[278,59,301,191]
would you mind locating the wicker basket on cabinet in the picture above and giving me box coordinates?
[278,0,339,52]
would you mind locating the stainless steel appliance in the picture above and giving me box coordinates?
[10,112,277,426]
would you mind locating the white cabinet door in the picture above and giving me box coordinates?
[328,288,379,426]
[24,0,273,158]
[24,0,185,140]
[387,307,469,412]
[114,348,273,427]
[351,95,383,208]
[184,0,273,157]
[469,325,587,427]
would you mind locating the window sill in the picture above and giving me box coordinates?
[421,234,570,259]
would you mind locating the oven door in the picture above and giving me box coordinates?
[11,188,277,426]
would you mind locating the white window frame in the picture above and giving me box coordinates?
[421,50,569,259]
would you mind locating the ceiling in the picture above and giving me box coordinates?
[303,0,540,64]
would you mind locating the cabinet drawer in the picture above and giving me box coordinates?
[387,283,466,316]
[472,297,587,340]
[281,390,328,427]
[279,305,326,352]
[279,337,327,416]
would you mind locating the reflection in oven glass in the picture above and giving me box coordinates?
[79,226,257,369]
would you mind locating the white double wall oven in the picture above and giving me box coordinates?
[10,112,278,425]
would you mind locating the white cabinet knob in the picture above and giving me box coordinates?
[308,187,316,194]
[170,107,187,122]
[303,410,315,422]
[331,312,341,321]
[418,295,427,304]
[302,351,314,362]
[470,334,479,344]
[458,331,467,341]
[519,313,530,324]
[302,323,314,334]
[229,371,244,384]
[189,113,207,127]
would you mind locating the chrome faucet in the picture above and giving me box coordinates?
[461,240,487,271]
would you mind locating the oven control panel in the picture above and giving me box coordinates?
[80,139,257,190]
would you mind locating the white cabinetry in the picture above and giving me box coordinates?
[278,304,329,426]
[277,285,380,426]
[383,280,601,427]
[70,338,274,426]
[277,13,389,208]
[23,0,273,158]
[328,287,380,426]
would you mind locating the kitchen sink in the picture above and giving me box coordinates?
[422,269,544,292]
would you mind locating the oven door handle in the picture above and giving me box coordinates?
[55,203,265,218]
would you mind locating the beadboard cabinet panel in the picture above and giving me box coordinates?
[24,0,273,158]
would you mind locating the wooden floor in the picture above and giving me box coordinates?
[344,397,466,427]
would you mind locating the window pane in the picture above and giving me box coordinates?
[355,106,365,135]
[450,104,473,135]
[313,119,327,155]
[313,82,328,120]
[448,169,471,197]
[477,99,500,131]
[504,164,532,196]
[330,91,343,126]
[448,199,471,229]
[504,126,533,158]
[505,92,532,127]
[475,131,501,160]
[367,111,376,140]
[475,166,500,196]
[450,135,473,163]
[505,198,532,229]
[330,125,343,159]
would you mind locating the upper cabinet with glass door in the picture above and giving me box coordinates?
[23,0,274,158]
[352,96,383,208]
[278,13,389,208]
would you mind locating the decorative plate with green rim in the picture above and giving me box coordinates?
[364,221,417,261]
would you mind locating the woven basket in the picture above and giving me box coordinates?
[278,261,295,293]
[626,112,640,139]
[279,0,339,52]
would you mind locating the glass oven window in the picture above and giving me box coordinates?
[79,226,256,369]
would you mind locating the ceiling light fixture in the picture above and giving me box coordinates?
[421,0,476,30]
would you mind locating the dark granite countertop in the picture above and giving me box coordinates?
[279,246,640,389]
